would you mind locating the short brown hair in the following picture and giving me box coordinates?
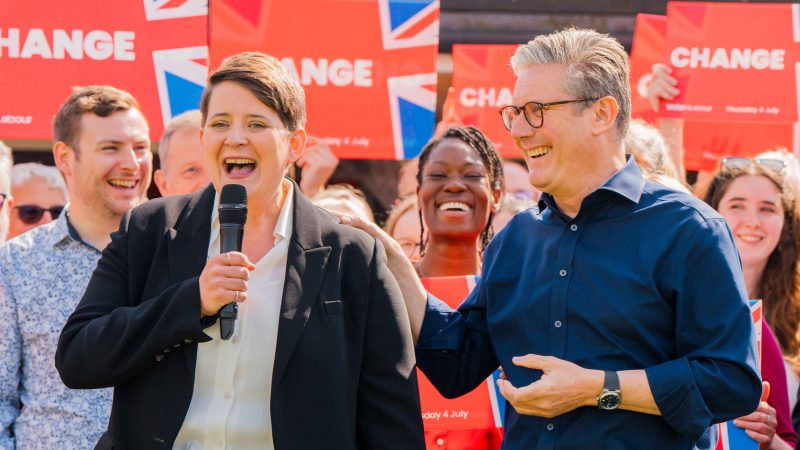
[53,85,141,151]
[200,52,306,130]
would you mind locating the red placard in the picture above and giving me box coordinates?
[630,14,667,124]
[209,0,438,160]
[451,44,519,157]
[419,276,503,433]
[662,2,800,122]
[627,10,798,172]
[0,0,208,141]
[683,121,796,172]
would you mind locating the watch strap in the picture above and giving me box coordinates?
[604,370,620,391]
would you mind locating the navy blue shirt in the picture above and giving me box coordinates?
[417,158,761,450]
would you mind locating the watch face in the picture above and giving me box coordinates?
[598,391,621,410]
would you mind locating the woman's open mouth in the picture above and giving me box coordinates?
[224,158,256,177]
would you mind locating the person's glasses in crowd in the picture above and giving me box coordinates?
[396,239,421,257]
[14,205,65,224]
[499,98,599,131]
[721,157,786,173]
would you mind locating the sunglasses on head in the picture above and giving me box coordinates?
[14,205,64,225]
[721,157,786,173]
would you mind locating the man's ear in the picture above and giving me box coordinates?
[590,96,619,137]
[153,169,168,197]
[288,128,308,164]
[491,186,503,214]
[53,141,75,178]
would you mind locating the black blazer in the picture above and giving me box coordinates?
[55,183,424,449]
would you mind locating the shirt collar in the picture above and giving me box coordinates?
[538,155,645,213]
[43,204,102,252]
[273,180,294,243]
[43,205,73,248]
[209,178,295,247]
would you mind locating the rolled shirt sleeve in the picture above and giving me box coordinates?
[417,278,499,400]
[647,217,761,440]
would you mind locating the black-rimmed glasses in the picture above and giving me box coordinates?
[721,157,786,173]
[499,98,599,131]
[14,205,65,224]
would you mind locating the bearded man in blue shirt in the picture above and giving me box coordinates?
[345,27,761,449]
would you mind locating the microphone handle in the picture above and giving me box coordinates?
[219,224,244,340]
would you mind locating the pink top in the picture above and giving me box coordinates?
[762,320,796,447]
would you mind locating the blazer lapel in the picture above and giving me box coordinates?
[165,185,215,377]
[272,183,331,388]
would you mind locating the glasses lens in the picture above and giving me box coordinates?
[500,107,517,131]
[755,158,786,172]
[522,102,544,128]
[17,206,45,224]
[721,157,751,171]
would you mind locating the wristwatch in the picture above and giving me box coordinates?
[597,370,622,410]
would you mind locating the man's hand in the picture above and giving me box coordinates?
[496,354,603,418]
[198,252,255,317]
[297,136,339,198]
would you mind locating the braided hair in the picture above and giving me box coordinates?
[415,125,505,258]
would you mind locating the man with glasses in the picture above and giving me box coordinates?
[359,28,762,449]
[0,141,12,243]
[8,163,68,239]
[0,86,152,449]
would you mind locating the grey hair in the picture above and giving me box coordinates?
[511,27,631,139]
[158,109,202,167]
[0,141,13,243]
[12,163,69,198]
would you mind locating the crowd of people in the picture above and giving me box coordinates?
[0,25,797,450]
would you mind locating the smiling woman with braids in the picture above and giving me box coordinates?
[340,125,504,449]
[413,125,504,278]
[409,125,506,449]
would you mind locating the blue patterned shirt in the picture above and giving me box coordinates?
[0,211,112,450]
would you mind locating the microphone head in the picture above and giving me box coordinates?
[219,184,247,225]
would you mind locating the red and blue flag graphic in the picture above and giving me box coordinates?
[209,0,439,160]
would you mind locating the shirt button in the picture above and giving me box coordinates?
[155,355,164,362]
[184,339,193,344]
[554,320,562,328]
[559,269,567,277]
[546,423,554,431]
[570,224,578,231]
[232,336,240,344]
[436,437,445,446]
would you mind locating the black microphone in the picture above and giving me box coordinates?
[218,184,247,340]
